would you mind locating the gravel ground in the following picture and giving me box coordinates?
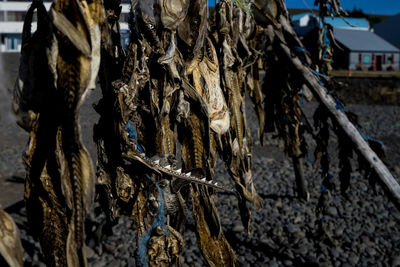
[1,52,400,266]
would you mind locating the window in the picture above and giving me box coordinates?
[32,12,37,22]
[4,34,21,51]
[389,54,394,63]
[363,54,371,64]
[120,13,129,23]
[6,11,26,22]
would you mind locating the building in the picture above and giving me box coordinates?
[0,0,49,52]
[291,13,400,71]
[323,16,369,31]
[333,28,400,71]
[292,12,370,37]
[373,14,400,49]
[291,13,320,36]
[0,0,130,52]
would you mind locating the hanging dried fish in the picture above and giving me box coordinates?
[215,0,263,234]
[12,0,399,266]
[176,0,237,265]
[93,0,126,231]
[13,0,105,265]
[0,208,23,267]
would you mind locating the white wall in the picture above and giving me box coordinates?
[0,2,51,11]
[299,15,310,27]
[349,51,400,71]
[0,21,36,33]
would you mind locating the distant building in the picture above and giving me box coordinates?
[0,0,130,52]
[291,13,319,36]
[292,13,370,37]
[323,17,370,31]
[0,0,50,52]
[291,13,400,71]
[333,28,400,71]
[373,14,400,49]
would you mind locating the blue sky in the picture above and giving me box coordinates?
[286,0,400,15]
[208,0,400,15]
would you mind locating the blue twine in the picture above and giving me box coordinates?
[335,98,347,113]
[357,128,384,146]
[306,149,313,164]
[307,67,330,87]
[126,122,145,153]
[136,176,167,267]
[294,46,306,53]
[321,173,334,192]
[332,97,384,150]
[308,67,329,81]
[321,24,330,59]
[294,46,307,64]
[321,183,328,192]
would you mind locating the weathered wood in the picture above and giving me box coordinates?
[292,156,309,201]
[279,42,400,206]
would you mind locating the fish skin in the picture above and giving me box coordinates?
[13,0,105,265]
[190,186,238,267]
[0,209,24,267]
[52,0,105,264]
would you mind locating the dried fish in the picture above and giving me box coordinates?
[13,0,396,265]
[0,208,23,267]
[13,0,104,265]
[215,0,263,234]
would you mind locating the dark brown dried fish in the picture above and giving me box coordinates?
[14,0,105,265]
[0,208,23,267]
[215,0,263,233]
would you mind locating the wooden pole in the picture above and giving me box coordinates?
[292,156,309,201]
[279,42,400,206]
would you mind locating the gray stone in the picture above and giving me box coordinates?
[348,253,359,265]
[327,206,338,217]
[85,245,95,259]
[329,247,339,259]
[334,226,344,236]
[366,247,377,257]
[287,223,298,234]
[108,260,121,267]
[392,255,400,266]
[269,260,279,267]
[232,222,245,233]
[92,260,107,267]
[283,260,293,266]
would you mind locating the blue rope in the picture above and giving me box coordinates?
[136,176,167,267]
[335,98,347,113]
[321,24,330,59]
[294,46,307,64]
[331,99,384,146]
[321,174,334,192]
[358,128,384,146]
[308,67,329,81]
[126,122,145,153]
[294,46,306,53]
[321,183,328,192]
[306,149,313,164]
